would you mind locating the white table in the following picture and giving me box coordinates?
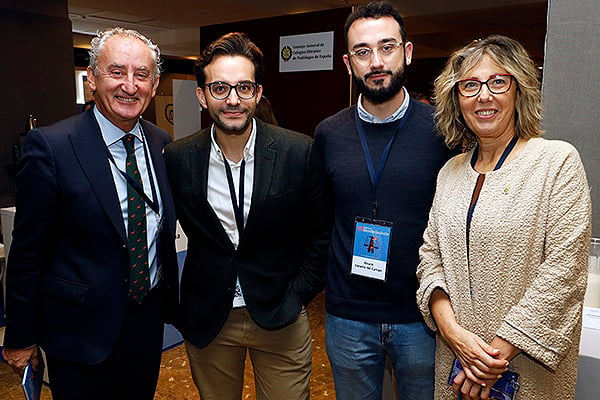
[577,308,600,399]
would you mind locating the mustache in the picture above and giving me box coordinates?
[219,106,249,115]
[364,70,393,79]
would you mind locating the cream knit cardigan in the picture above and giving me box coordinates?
[417,137,591,400]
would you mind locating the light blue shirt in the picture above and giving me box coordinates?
[93,106,162,288]
[357,87,410,124]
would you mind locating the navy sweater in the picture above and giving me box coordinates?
[314,100,455,323]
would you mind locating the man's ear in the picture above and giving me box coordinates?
[343,54,353,76]
[87,67,97,92]
[196,86,208,109]
[404,41,414,66]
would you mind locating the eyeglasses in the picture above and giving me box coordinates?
[456,74,515,97]
[348,42,404,65]
[204,81,259,100]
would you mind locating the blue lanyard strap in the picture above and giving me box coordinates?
[223,158,246,236]
[470,134,519,171]
[467,134,519,226]
[354,104,411,218]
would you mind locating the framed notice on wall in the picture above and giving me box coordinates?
[279,31,334,72]
[75,69,93,105]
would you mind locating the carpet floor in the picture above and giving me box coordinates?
[0,292,335,399]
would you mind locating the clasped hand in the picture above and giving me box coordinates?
[2,345,40,377]
[447,326,518,400]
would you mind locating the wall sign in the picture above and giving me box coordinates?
[279,31,334,72]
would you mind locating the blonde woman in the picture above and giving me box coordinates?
[417,35,591,400]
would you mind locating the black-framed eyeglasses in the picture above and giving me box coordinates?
[204,81,259,100]
[456,74,515,97]
[348,42,404,66]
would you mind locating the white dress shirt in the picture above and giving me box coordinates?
[207,119,257,307]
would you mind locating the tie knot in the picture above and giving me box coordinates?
[122,134,136,155]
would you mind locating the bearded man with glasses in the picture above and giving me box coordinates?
[314,2,456,399]
[164,32,331,400]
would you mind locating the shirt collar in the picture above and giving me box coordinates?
[94,106,143,147]
[357,87,410,124]
[210,118,257,163]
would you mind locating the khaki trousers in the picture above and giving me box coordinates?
[185,307,312,400]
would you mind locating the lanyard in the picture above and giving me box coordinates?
[354,104,411,219]
[106,134,160,215]
[467,134,519,226]
[466,135,519,297]
[223,158,246,236]
[469,134,519,171]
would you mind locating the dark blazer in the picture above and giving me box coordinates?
[164,119,331,348]
[3,110,178,364]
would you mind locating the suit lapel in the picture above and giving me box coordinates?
[244,121,276,238]
[192,129,236,251]
[141,120,175,232]
[69,111,127,242]
[190,130,211,202]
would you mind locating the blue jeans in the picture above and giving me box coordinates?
[326,313,435,400]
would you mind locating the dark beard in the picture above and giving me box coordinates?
[353,69,405,104]
[213,118,250,136]
[211,106,252,136]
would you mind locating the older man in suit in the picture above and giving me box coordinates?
[2,28,178,400]
[164,32,331,400]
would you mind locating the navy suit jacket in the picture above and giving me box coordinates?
[3,110,178,364]
[164,120,331,348]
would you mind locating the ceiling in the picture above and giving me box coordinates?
[68,0,548,60]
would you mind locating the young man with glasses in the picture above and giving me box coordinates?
[314,2,456,399]
[164,32,331,399]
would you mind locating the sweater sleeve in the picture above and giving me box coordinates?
[416,168,450,332]
[496,144,591,371]
[290,140,332,305]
